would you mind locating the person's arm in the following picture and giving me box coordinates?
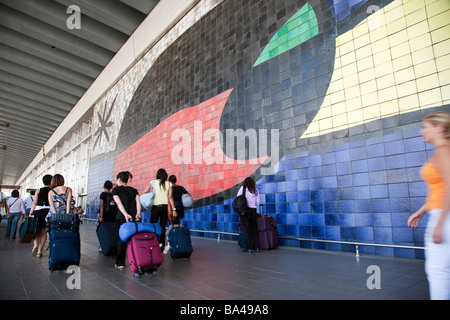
[113,195,132,222]
[169,186,176,217]
[408,203,428,228]
[135,193,141,221]
[143,180,153,194]
[432,147,450,243]
[66,188,73,214]
[99,197,105,222]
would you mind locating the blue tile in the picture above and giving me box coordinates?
[352,159,368,173]
[340,227,357,241]
[385,140,405,155]
[324,201,339,213]
[393,227,413,243]
[355,213,373,226]
[325,213,340,226]
[311,213,325,226]
[323,189,338,201]
[357,227,374,241]
[367,144,385,157]
[338,200,355,213]
[405,137,426,152]
[389,183,409,198]
[373,212,392,227]
[298,202,311,213]
[373,227,393,243]
[405,152,426,167]
[287,202,299,213]
[353,172,369,186]
[370,184,389,199]
[297,190,310,202]
[355,200,372,213]
[354,186,371,199]
[372,199,390,213]
[311,202,324,213]
[325,226,341,240]
[337,162,352,175]
[386,154,406,169]
[368,157,386,171]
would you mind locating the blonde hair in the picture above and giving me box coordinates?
[423,111,450,140]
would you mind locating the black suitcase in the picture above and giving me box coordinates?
[167,224,193,259]
[97,222,118,256]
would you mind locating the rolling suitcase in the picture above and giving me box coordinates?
[257,210,279,250]
[48,214,81,272]
[167,224,193,260]
[127,232,162,277]
[97,222,118,256]
[19,216,37,243]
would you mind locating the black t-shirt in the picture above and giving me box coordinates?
[172,185,188,202]
[100,191,117,222]
[111,186,139,221]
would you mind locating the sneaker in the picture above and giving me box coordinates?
[115,263,125,270]
[36,251,42,258]
[31,245,38,255]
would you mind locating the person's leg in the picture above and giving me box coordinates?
[115,220,126,268]
[11,213,21,239]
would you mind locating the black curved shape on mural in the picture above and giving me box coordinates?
[116,0,393,206]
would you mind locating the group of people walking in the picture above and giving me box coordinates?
[100,168,191,269]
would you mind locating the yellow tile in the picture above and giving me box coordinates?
[347,109,364,124]
[431,25,450,44]
[373,50,391,65]
[378,86,398,103]
[394,66,415,84]
[341,51,356,66]
[357,55,374,72]
[393,54,413,72]
[433,39,450,58]
[358,68,376,83]
[441,84,450,101]
[343,73,359,88]
[438,69,450,86]
[398,93,420,112]
[436,54,450,72]
[377,74,396,90]
[371,37,390,54]
[396,79,418,98]
[362,92,379,108]
[330,90,346,105]
[369,24,388,43]
[375,61,394,78]
[331,100,347,116]
[352,21,369,39]
[362,103,381,120]
[411,46,435,65]
[390,42,411,60]
[426,0,448,19]
[405,7,427,26]
[379,100,400,116]
[329,78,344,94]
[385,4,405,24]
[340,40,355,56]
[345,85,361,100]
[414,59,437,78]
[360,79,377,95]
[318,105,332,120]
[386,17,407,36]
[389,29,409,48]
[342,62,358,77]
[338,29,355,46]
[346,97,362,112]
[319,117,333,131]
[403,0,426,14]
[416,73,439,92]
[418,88,442,106]
[333,112,348,128]
[354,33,371,50]
[409,33,433,52]
[355,45,373,60]
[407,20,429,40]
[428,9,450,31]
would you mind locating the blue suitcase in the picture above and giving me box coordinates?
[48,214,81,271]
[167,224,193,260]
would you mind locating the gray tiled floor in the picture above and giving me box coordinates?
[0,219,429,300]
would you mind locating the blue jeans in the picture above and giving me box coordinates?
[6,212,21,239]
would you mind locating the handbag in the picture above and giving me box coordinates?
[140,180,155,211]
[232,187,248,216]
[181,193,193,208]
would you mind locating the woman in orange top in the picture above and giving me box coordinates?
[408,111,450,300]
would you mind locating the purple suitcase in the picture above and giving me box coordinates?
[257,215,279,250]
[127,232,163,277]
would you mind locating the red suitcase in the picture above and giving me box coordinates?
[127,232,162,277]
[257,215,279,250]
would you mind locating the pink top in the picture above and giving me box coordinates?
[237,186,260,208]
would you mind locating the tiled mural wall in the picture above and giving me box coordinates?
[87,0,450,259]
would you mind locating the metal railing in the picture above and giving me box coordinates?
[189,229,425,257]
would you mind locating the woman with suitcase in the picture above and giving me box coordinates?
[112,171,141,269]
[236,177,260,253]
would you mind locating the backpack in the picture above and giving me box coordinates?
[103,192,117,215]
[232,187,248,216]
